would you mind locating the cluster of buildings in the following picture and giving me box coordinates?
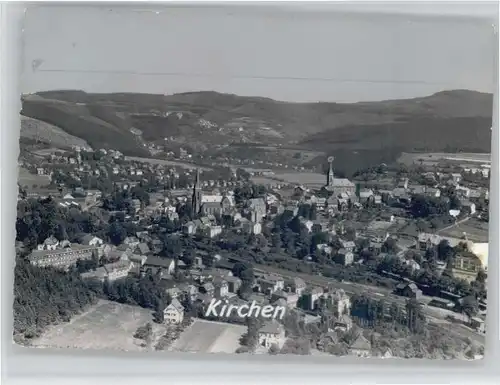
[24,150,490,288]
[18,147,241,204]
[417,232,488,282]
[19,145,490,355]
[28,230,353,350]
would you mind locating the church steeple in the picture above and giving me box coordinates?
[327,156,335,187]
[194,168,201,189]
[191,168,202,217]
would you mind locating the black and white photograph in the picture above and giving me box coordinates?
[12,4,494,360]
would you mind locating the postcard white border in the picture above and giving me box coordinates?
[2,1,499,384]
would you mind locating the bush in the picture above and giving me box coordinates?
[134,322,152,340]
[235,346,250,354]
[268,343,280,355]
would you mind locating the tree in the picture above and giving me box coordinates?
[460,296,478,321]
[254,234,268,251]
[240,268,255,286]
[328,342,349,356]
[236,168,251,182]
[450,194,462,210]
[416,219,430,232]
[298,204,311,219]
[476,269,487,284]
[314,249,326,264]
[182,296,194,316]
[13,261,99,338]
[107,221,127,245]
[406,298,426,334]
[309,204,317,220]
[134,322,153,342]
[283,229,297,255]
[181,249,196,268]
[376,299,386,323]
[411,195,449,218]
[232,262,250,278]
[382,238,398,253]
[389,302,400,325]
[234,184,253,205]
[425,247,438,264]
[239,318,261,350]
[288,216,302,234]
[437,240,454,261]
[268,343,280,355]
[270,233,282,253]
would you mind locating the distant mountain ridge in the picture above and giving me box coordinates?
[20,89,493,156]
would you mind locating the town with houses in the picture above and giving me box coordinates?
[14,141,489,360]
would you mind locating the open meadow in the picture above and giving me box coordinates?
[18,167,51,189]
[398,152,491,166]
[124,156,212,171]
[251,171,326,188]
[438,218,489,243]
[31,300,167,352]
[169,319,246,354]
[21,116,92,150]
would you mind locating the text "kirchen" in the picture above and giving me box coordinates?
[204,299,286,320]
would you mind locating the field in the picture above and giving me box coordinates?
[17,167,51,189]
[271,172,326,187]
[169,319,246,354]
[31,300,167,352]
[438,218,489,243]
[251,171,326,188]
[20,116,91,150]
[31,148,67,156]
[398,152,491,166]
[248,146,325,165]
[250,176,284,186]
[125,156,212,171]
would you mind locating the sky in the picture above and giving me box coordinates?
[21,4,497,103]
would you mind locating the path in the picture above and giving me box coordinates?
[437,216,471,234]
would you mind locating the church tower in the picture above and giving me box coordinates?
[326,156,335,187]
[191,168,202,217]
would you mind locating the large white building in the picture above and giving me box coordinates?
[163,298,185,324]
[258,320,286,349]
[29,237,97,270]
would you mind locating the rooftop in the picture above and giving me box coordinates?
[144,256,174,268]
[29,243,96,260]
[259,320,284,335]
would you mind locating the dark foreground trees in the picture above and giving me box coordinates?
[13,260,101,339]
[13,259,171,341]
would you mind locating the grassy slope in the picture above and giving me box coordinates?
[21,116,92,149]
[21,95,148,156]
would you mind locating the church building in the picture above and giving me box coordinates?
[322,156,356,196]
[191,169,235,217]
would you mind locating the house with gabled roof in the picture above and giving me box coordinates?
[349,333,371,357]
[163,298,185,324]
[135,242,151,255]
[258,320,286,349]
[213,277,229,298]
[79,234,104,247]
[142,256,175,277]
[225,276,242,293]
[104,260,132,281]
[285,277,306,296]
[395,282,422,300]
